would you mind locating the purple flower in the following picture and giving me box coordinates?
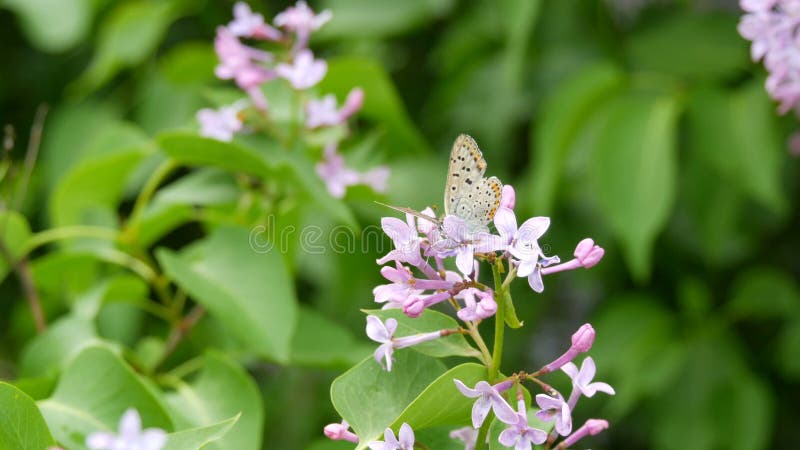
[276,49,327,89]
[228,2,281,40]
[438,215,505,275]
[377,214,423,267]
[456,288,497,321]
[365,315,443,371]
[558,419,609,449]
[535,393,572,436]
[494,209,557,292]
[323,419,359,443]
[274,0,332,51]
[449,426,478,450]
[540,238,605,276]
[453,379,518,428]
[500,184,516,210]
[213,26,274,109]
[498,398,548,450]
[316,144,360,198]
[306,88,364,128]
[367,423,414,450]
[562,357,615,401]
[358,165,390,193]
[196,104,243,142]
[86,408,166,450]
[542,323,595,373]
[738,1,800,113]
[373,263,424,309]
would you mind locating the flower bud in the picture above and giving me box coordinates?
[323,420,359,443]
[340,87,365,120]
[559,419,609,448]
[403,296,425,318]
[573,238,604,268]
[571,323,595,353]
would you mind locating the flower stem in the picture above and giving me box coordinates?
[475,415,492,450]
[489,260,507,381]
[123,158,180,243]
[21,225,119,255]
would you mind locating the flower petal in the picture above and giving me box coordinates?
[366,315,390,343]
[398,423,415,448]
[141,428,168,450]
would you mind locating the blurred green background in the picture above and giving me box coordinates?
[1,0,799,449]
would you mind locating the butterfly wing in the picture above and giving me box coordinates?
[444,134,487,217]
[454,176,503,231]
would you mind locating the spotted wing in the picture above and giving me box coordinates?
[444,134,488,217]
[453,176,503,230]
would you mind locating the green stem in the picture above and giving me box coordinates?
[123,158,179,242]
[475,416,491,450]
[489,260,507,381]
[465,320,492,364]
[21,225,119,256]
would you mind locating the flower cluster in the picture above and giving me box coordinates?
[324,179,612,448]
[198,1,389,197]
[738,0,800,154]
[454,325,614,450]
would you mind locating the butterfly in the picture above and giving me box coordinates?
[378,134,503,232]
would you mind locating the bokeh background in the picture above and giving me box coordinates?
[2,0,799,449]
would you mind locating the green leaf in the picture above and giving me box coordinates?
[626,12,749,81]
[686,82,787,214]
[156,226,297,363]
[153,168,239,207]
[157,132,274,177]
[316,0,454,39]
[19,315,99,377]
[2,0,92,52]
[318,56,431,155]
[39,345,173,448]
[726,267,800,321]
[0,210,32,282]
[73,0,180,93]
[528,61,624,214]
[50,148,149,228]
[330,352,446,449]
[364,309,481,359]
[162,415,240,450]
[776,319,800,380]
[589,92,679,282]
[392,363,487,430]
[291,306,372,368]
[159,41,217,86]
[0,382,56,449]
[165,352,263,450]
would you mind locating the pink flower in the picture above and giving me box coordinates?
[494,208,557,292]
[535,393,572,436]
[373,263,453,309]
[305,88,365,128]
[368,423,414,450]
[540,238,605,276]
[365,315,443,371]
[377,214,423,267]
[359,166,390,193]
[453,379,518,428]
[562,357,615,407]
[558,419,609,449]
[228,2,281,40]
[437,215,506,275]
[276,49,327,89]
[213,26,275,109]
[86,409,166,450]
[323,419,359,443]
[196,104,243,142]
[542,324,595,373]
[274,0,332,50]
[456,288,497,321]
[498,398,548,449]
[316,144,359,198]
[500,184,516,210]
[449,427,478,450]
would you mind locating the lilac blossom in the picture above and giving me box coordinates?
[274,0,333,51]
[213,26,274,109]
[557,419,609,449]
[276,49,327,89]
[323,419,359,443]
[535,393,572,436]
[365,315,444,371]
[500,184,516,210]
[306,88,365,128]
[494,208,557,292]
[368,423,414,450]
[449,426,478,450]
[86,408,166,450]
[453,379,518,428]
[437,215,506,275]
[377,214,424,267]
[498,398,548,450]
[541,238,605,276]
[359,166,390,193]
[316,145,388,199]
[562,357,616,409]
[738,1,800,114]
[228,2,281,40]
[542,323,596,373]
[196,104,243,142]
[373,262,454,309]
[456,288,497,321]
